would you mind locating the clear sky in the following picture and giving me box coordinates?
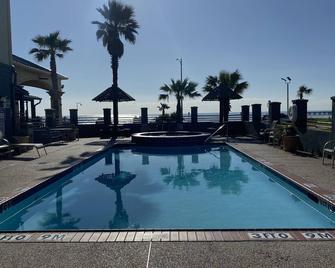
[10,0,335,116]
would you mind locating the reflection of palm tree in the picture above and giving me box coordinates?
[95,151,136,229]
[203,148,248,195]
[40,181,80,229]
[161,155,201,190]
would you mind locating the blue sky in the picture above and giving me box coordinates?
[10,0,335,116]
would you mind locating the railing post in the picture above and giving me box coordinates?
[69,109,78,126]
[292,99,308,130]
[332,96,335,138]
[191,106,198,124]
[252,104,262,124]
[241,105,250,122]
[268,101,281,123]
[45,108,56,128]
[141,107,148,125]
[103,108,111,126]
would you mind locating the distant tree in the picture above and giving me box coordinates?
[203,70,249,122]
[159,79,200,122]
[297,85,313,100]
[157,103,170,116]
[30,31,72,122]
[92,0,139,128]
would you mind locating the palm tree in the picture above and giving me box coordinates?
[203,70,249,122]
[297,85,313,100]
[30,31,72,123]
[157,103,170,116]
[159,79,200,122]
[92,0,139,129]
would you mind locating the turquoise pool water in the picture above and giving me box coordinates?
[0,145,334,231]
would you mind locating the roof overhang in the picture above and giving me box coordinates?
[13,54,68,80]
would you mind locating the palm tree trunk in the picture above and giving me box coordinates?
[111,55,119,130]
[49,53,61,123]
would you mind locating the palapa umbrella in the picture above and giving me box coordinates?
[202,84,242,123]
[92,85,135,128]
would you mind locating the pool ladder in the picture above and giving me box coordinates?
[204,123,228,143]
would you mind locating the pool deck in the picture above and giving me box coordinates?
[1,138,335,267]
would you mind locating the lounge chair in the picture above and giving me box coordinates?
[322,140,335,168]
[0,142,13,158]
[1,137,47,158]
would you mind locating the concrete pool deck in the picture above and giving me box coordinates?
[1,138,335,267]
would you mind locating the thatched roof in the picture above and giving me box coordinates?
[202,85,242,101]
[92,85,135,102]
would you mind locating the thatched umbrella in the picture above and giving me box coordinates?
[92,85,135,129]
[202,85,242,123]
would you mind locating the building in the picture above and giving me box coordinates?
[0,0,67,139]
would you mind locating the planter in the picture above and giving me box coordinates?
[283,135,299,152]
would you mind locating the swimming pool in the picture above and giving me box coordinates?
[0,145,334,231]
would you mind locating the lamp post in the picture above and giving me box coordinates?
[281,77,291,115]
[176,58,183,81]
[176,58,183,122]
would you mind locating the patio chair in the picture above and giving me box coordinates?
[12,143,47,158]
[0,139,13,158]
[322,140,335,168]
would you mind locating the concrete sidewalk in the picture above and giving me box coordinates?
[0,138,109,199]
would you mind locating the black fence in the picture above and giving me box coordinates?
[75,113,245,125]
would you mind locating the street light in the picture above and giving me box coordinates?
[176,58,183,81]
[281,77,292,115]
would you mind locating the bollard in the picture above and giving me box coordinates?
[241,105,250,122]
[45,109,56,128]
[292,99,308,130]
[268,102,281,122]
[252,104,262,123]
[69,109,78,126]
[141,107,148,125]
[191,106,198,124]
[103,108,111,126]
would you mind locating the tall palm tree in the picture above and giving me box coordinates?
[92,0,139,128]
[157,103,170,116]
[159,79,200,122]
[30,31,72,123]
[203,70,249,122]
[297,85,313,100]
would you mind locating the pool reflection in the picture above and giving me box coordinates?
[95,150,136,229]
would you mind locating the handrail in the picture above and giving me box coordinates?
[204,123,226,143]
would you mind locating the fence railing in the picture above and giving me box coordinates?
[68,110,332,126]
[75,113,245,125]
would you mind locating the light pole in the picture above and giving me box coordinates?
[176,58,183,81]
[281,77,291,115]
[176,58,183,122]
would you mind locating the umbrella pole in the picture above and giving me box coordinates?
[219,99,224,124]
[113,100,118,137]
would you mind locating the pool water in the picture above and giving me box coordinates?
[0,145,335,231]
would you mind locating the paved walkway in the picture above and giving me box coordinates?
[232,142,335,192]
[1,139,335,267]
[0,138,109,199]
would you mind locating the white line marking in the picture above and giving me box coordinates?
[146,241,152,268]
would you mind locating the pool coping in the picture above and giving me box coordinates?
[1,140,335,243]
